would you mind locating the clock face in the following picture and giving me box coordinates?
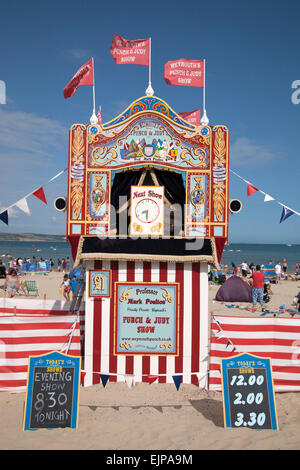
[135,198,160,223]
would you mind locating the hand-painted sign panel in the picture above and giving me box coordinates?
[114,282,179,355]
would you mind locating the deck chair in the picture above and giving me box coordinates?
[24,280,39,296]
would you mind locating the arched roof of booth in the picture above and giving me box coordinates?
[102,95,198,131]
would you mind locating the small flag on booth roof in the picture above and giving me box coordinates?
[100,374,110,388]
[172,375,182,391]
[0,210,8,225]
[63,58,94,99]
[280,206,295,223]
[32,187,47,204]
[178,109,201,126]
[148,375,159,384]
[110,35,150,66]
[247,183,258,196]
[164,59,204,87]
[97,106,102,125]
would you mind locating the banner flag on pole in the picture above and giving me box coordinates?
[172,375,182,391]
[280,206,295,223]
[15,198,31,215]
[63,58,94,99]
[178,109,201,126]
[32,187,47,204]
[100,374,110,388]
[164,59,204,87]
[0,210,8,225]
[247,183,258,196]
[110,35,150,66]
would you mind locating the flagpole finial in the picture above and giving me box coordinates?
[145,82,154,96]
[200,109,209,126]
[90,111,98,125]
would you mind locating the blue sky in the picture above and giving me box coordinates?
[0,0,299,243]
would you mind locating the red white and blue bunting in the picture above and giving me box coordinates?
[0,168,67,226]
[230,169,300,223]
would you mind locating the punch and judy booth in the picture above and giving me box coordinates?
[66,96,230,388]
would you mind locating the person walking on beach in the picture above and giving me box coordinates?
[283,258,288,280]
[275,261,282,282]
[251,265,265,312]
[60,274,71,301]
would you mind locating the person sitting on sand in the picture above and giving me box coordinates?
[3,268,19,298]
[250,264,265,312]
[60,274,71,301]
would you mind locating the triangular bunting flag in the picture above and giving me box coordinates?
[125,374,134,388]
[148,375,159,384]
[0,210,8,225]
[100,374,110,388]
[195,372,207,389]
[32,187,47,204]
[80,371,86,385]
[264,194,274,202]
[280,206,295,223]
[247,183,258,196]
[15,198,31,215]
[172,375,182,391]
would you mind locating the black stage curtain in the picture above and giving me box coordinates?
[81,237,212,258]
[153,169,185,207]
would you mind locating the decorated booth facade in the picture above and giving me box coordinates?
[66,95,230,387]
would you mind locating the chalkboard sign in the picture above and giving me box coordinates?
[221,353,278,430]
[23,351,81,430]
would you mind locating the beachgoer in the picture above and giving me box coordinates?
[282,258,288,279]
[60,274,71,301]
[0,261,6,279]
[275,261,282,282]
[240,261,249,277]
[50,259,54,271]
[251,264,265,311]
[70,275,78,300]
[62,258,67,273]
[57,259,62,272]
[3,268,19,298]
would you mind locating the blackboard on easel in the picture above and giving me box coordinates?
[221,353,278,430]
[23,351,81,430]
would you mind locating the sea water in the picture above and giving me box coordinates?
[0,240,299,271]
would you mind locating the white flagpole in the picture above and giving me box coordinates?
[90,57,98,124]
[145,37,154,96]
[201,59,209,125]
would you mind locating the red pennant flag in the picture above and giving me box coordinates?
[110,35,150,65]
[80,371,86,385]
[164,59,204,87]
[63,58,94,99]
[148,375,159,384]
[33,187,47,204]
[178,109,201,126]
[97,106,102,125]
[247,183,258,196]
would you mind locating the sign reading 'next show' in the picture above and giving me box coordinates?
[115,282,179,356]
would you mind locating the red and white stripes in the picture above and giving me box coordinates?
[0,300,82,392]
[83,260,209,387]
[210,315,300,392]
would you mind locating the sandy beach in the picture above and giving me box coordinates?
[0,271,300,450]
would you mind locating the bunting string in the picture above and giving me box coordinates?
[0,168,67,225]
[229,169,300,222]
